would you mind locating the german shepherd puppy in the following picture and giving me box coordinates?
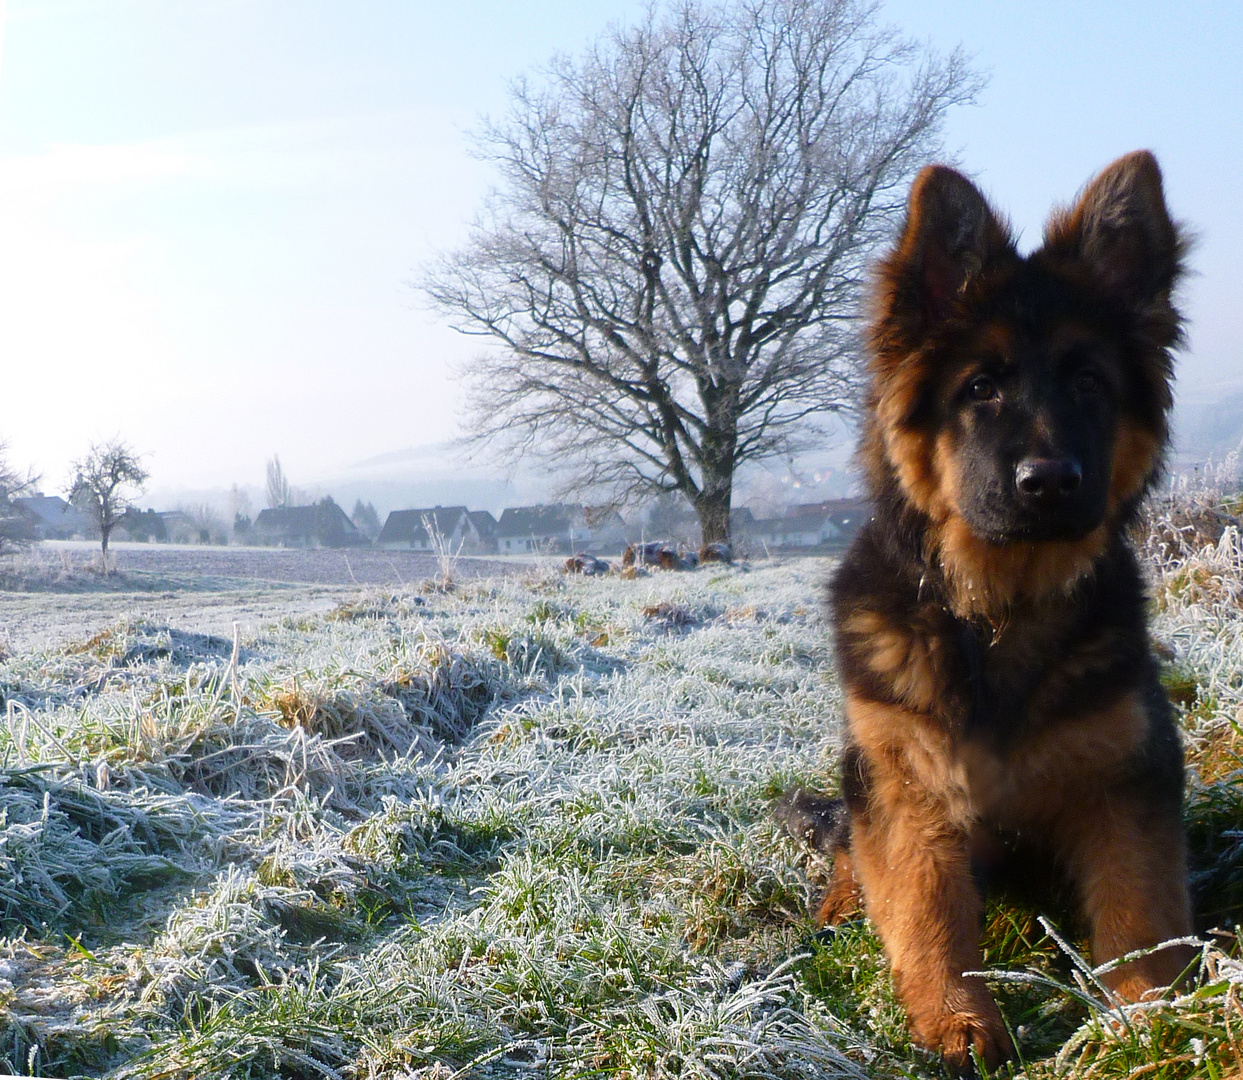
[776,152,1193,1071]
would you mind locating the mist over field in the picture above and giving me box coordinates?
[137,440,861,525]
[138,404,1239,526]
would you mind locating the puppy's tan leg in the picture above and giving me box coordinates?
[852,799,1014,1072]
[1056,798,1194,1000]
[816,843,863,925]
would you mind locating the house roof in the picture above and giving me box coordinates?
[378,506,468,545]
[785,499,871,522]
[255,505,320,534]
[466,510,497,537]
[14,494,77,525]
[254,500,361,545]
[14,494,97,534]
[495,504,581,538]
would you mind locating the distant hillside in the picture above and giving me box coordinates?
[145,429,860,521]
[310,443,552,517]
[1172,382,1243,469]
[143,444,554,522]
[331,439,863,519]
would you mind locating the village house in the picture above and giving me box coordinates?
[752,499,872,549]
[466,510,499,551]
[252,498,366,548]
[377,506,498,553]
[821,498,871,541]
[767,502,840,547]
[12,494,96,540]
[495,504,628,554]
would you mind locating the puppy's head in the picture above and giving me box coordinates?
[868,151,1186,549]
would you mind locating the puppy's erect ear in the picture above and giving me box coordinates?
[874,166,1013,350]
[1043,151,1186,316]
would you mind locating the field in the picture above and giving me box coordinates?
[0,519,1241,1079]
[0,543,531,654]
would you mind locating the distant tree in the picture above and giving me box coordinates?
[646,491,697,539]
[229,483,253,521]
[118,507,166,543]
[265,455,292,509]
[67,439,149,559]
[425,0,979,544]
[181,502,227,545]
[233,513,253,542]
[0,442,38,552]
[739,469,796,519]
[351,499,382,540]
[228,483,254,542]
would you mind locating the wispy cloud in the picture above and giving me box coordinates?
[0,109,463,203]
[0,139,197,197]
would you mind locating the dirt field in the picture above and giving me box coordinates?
[0,541,539,653]
[45,539,532,585]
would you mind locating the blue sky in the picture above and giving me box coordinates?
[0,0,1239,497]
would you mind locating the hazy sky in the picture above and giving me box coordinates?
[0,0,1239,497]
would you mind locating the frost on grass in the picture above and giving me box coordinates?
[4,524,1243,1079]
[0,560,862,1078]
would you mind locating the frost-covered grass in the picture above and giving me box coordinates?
[0,532,1241,1079]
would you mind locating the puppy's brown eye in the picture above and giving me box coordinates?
[1074,369,1102,394]
[968,376,997,401]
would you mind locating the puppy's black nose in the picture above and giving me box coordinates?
[1015,457,1082,504]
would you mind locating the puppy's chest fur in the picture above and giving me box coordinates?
[833,525,1155,825]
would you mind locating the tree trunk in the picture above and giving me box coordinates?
[694,482,733,546]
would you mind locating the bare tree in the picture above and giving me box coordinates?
[229,483,253,522]
[265,455,292,509]
[180,502,227,545]
[67,439,149,559]
[425,0,980,543]
[230,483,254,540]
[0,443,39,551]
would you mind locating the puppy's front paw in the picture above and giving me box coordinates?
[913,1008,1014,1074]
